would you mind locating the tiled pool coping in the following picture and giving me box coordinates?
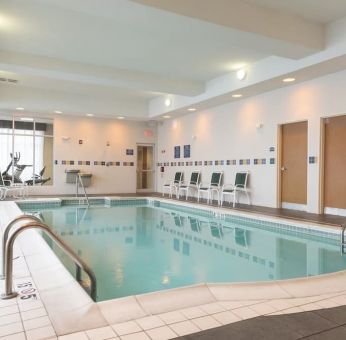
[16,196,341,240]
[1,197,346,339]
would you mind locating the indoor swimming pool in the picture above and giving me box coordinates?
[20,199,346,302]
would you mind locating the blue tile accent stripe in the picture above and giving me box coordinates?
[56,160,134,166]
[158,157,277,167]
[18,198,339,243]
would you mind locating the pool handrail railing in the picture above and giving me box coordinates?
[1,218,97,301]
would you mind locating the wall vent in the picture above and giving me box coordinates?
[0,77,18,84]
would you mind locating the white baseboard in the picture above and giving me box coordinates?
[324,207,346,217]
[281,202,307,211]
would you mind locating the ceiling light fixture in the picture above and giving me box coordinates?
[54,110,62,114]
[232,94,243,98]
[86,113,94,117]
[117,116,125,120]
[20,117,33,122]
[231,63,246,70]
[163,115,170,119]
[283,77,296,83]
[188,108,196,111]
[16,107,24,110]
[236,69,247,80]
[164,98,172,107]
[0,14,14,30]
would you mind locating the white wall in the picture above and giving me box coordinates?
[29,116,156,195]
[156,69,346,213]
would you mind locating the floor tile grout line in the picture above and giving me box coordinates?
[310,307,346,328]
[203,284,218,303]
[133,294,151,319]
[16,294,27,340]
[7,283,346,339]
[103,293,346,336]
[273,292,346,315]
[144,325,179,340]
[297,323,346,339]
[12,248,58,339]
[0,329,26,340]
[0,313,21,327]
[167,320,200,338]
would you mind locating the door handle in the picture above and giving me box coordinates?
[281,166,287,171]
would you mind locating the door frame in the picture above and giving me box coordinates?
[136,143,156,193]
[319,117,325,214]
[277,120,308,209]
[318,113,346,214]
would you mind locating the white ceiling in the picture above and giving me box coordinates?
[245,0,346,24]
[0,0,267,81]
[1,0,346,119]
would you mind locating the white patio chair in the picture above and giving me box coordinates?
[197,171,223,204]
[162,171,183,198]
[0,172,23,200]
[177,171,200,200]
[221,171,250,207]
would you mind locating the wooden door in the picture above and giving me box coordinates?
[281,121,308,205]
[136,145,155,192]
[324,115,346,209]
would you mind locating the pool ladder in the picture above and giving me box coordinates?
[341,222,346,255]
[0,215,97,300]
[76,174,90,207]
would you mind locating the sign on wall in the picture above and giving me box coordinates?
[126,149,134,155]
[174,146,180,159]
[184,145,191,158]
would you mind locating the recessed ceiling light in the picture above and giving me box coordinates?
[188,108,196,111]
[0,14,14,30]
[20,117,33,122]
[283,77,296,83]
[54,110,62,114]
[236,69,247,80]
[86,113,94,117]
[232,94,243,98]
[117,116,125,120]
[164,98,172,107]
[163,115,170,119]
[16,107,24,110]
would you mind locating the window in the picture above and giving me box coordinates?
[0,115,54,186]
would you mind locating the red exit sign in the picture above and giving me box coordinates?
[144,130,153,137]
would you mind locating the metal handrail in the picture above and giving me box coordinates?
[1,221,97,300]
[76,174,90,206]
[1,214,42,279]
[341,222,346,254]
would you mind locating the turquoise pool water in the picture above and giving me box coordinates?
[21,201,346,302]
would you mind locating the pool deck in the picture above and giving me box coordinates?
[1,196,346,339]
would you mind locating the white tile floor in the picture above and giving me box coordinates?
[3,288,346,340]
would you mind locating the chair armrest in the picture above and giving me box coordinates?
[234,184,247,191]
[11,183,24,187]
[198,182,209,189]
